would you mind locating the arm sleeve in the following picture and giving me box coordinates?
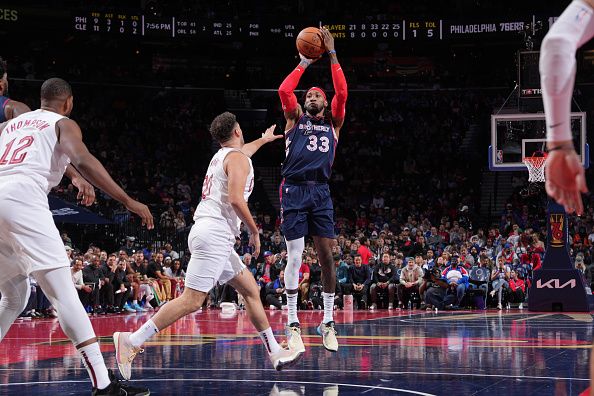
[330,63,348,120]
[278,66,306,113]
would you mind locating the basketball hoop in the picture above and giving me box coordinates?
[523,152,548,183]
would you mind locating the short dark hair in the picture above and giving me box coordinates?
[209,112,237,143]
[0,57,6,76]
[41,78,72,101]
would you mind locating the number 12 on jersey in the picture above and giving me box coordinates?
[0,136,34,165]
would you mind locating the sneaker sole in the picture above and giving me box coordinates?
[113,332,132,380]
[275,351,303,371]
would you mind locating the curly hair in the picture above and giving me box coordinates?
[209,111,237,143]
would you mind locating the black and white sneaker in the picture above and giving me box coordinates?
[92,369,150,395]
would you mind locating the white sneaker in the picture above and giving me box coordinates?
[388,303,394,310]
[317,321,338,352]
[489,290,496,298]
[285,323,305,354]
[369,303,377,310]
[113,331,144,380]
[269,346,303,371]
[518,303,524,310]
[497,303,502,310]
[269,305,277,310]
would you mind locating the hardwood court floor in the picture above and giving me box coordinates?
[0,308,591,395]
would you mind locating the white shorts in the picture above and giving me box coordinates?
[184,218,246,293]
[0,176,70,284]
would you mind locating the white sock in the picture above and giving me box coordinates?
[129,319,159,348]
[322,292,335,324]
[79,342,111,390]
[259,327,281,354]
[286,292,299,325]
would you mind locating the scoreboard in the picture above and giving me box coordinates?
[71,12,538,42]
[0,6,553,43]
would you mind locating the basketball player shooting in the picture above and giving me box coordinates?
[113,112,302,379]
[540,0,593,216]
[277,27,347,353]
[539,2,594,395]
[0,78,153,395]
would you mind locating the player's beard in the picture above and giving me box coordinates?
[305,102,323,117]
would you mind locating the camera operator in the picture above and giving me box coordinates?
[419,267,451,310]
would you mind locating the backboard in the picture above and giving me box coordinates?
[489,112,588,171]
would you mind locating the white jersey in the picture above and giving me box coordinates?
[194,147,254,236]
[0,109,70,193]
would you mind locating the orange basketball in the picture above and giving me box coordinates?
[296,27,325,59]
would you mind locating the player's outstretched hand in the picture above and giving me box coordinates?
[545,148,588,215]
[126,199,155,229]
[249,233,261,259]
[320,27,335,53]
[261,124,282,143]
[72,175,96,206]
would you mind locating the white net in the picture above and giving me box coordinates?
[523,156,547,183]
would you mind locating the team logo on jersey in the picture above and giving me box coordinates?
[550,214,564,247]
[299,120,330,135]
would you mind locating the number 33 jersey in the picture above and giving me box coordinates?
[0,109,70,193]
[194,147,254,236]
[282,114,337,183]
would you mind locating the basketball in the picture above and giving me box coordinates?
[296,27,325,59]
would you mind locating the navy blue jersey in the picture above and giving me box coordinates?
[281,114,337,183]
[0,96,9,123]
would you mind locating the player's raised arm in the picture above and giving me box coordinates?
[278,55,318,128]
[540,0,594,215]
[320,27,348,135]
[57,118,154,229]
[241,124,283,158]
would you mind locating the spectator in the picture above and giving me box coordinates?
[113,258,135,313]
[266,270,286,309]
[307,257,323,310]
[357,236,373,265]
[370,253,397,310]
[347,255,372,309]
[163,243,180,260]
[120,236,137,256]
[72,258,93,310]
[82,255,112,313]
[298,256,311,309]
[148,252,172,301]
[441,253,469,308]
[174,211,187,231]
[489,256,511,310]
[397,257,424,309]
[508,270,525,309]
[62,232,73,248]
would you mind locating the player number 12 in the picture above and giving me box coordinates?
[0,136,34,165]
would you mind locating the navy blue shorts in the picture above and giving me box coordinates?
[279,181,335,241]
